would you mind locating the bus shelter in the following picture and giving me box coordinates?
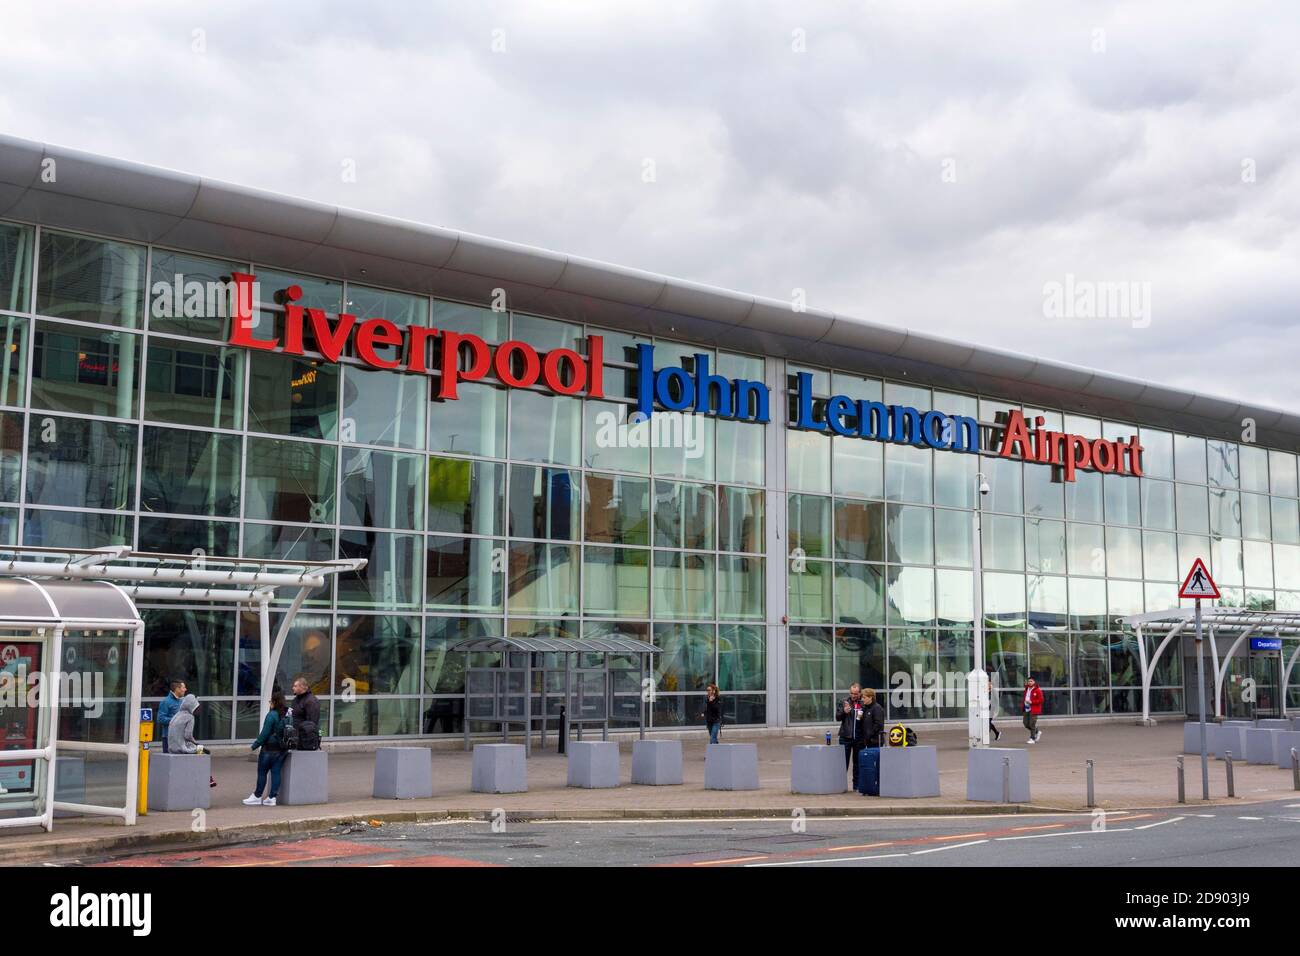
[0,545,362,830]
[1127,608,1300,724]
[450,634,660,755]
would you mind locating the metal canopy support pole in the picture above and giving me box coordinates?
[524,653,532,757]
[639,652,646,741]
[1208,625,1222,719]
[1283,641,1300,719]
[258,599,271,720]
[42,623,66,832]
[463,670,471,752]
[602,661,609,742]
[1214,625,1260,719]
[263,584,313,703]
[1195,600,1209,801]
[123,619,144,827]
[1139,621,1187,725]
[970,473,988,748]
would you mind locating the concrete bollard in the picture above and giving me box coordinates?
[1224,751,1235,798]
[1176,755,1185,804]
[1086,759,1095,808]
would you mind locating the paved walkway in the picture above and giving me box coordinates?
[4,720,1296,863]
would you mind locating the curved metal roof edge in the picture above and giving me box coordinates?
[0,133,1294,439]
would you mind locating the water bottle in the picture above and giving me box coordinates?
[825,731,832,746]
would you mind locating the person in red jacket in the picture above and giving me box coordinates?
[1022,677,1044,744]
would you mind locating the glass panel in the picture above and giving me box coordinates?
[833,435,883,500]
[25,416,136,510]
[37,230,145,328]
[718,555,764,620]
[345,284,428,326]
[1106,526,1143,579]
[22,508,133,548]
[1141,479,1175,530]
[1024,463,1065,520]
[981,513,1023,571]
[0,412,18,502]
[428,382,505,458]
[1175,483,1209,533]
[140,426,241,518]
[786,428,830,493]
[339,446,424,530]
[0,316,29,407]
[1238,445,1269,493]
[717,418,764,486]
[1241,492,1270,540]
[718,486,763,553]
[653,551,714,619]
[788,560,832,622]
[1206,440,1239,489]
[243,437,336,524]
[653,480,714,550]
[247,352,338,439]
[1271,497,1300,545]
[341,365,426,449]
[507,464,580,540]
[1104,474,1141,527]
[426,535,504,612]
[1025,517,1066,574]
[582,546,649,617]
[338,530,421,610]
[985,456,1022,514]
[427,456,502,536]
[1068,523,1106,576]
[255,268,340,313]
[584,473,650,546]
[650,414,713,481]
[1069,580,1107,630]
[834,627,886,690]
[788,627,832,690]
[137,516,238,556]
[1143,531,1178,581]
[1269,450,1297,497]
[1173,435,1207,484]
[0,222,33,315]
[508,542,579,615]
[583,400,649,474]
[884,443,932,504]
[653,623,715,692]
[424,616,501,695]
[30,321,140,418]
[1028,631,1070,687]
[1138,428,1173,480]
[432,300,507,342]
[148,249,244,339]
[834,562,885,625]
[144,337,244,429]
[934,508,972,567]
[789,494,831,558]
[332,698,420,737]
[833,498,883,562]
[933,447,976,509]
[509,390,581,466]
[141,608,235,698]
[334,614,419,695]
[1209,487,1242,538]
[1065,471,1102,523]
[512,314,581,353]
[887,504,933,565]
[717,624,765,692]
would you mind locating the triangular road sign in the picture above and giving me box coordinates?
[1178,557,1220,600]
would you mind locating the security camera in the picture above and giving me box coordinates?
[979,480,991,496]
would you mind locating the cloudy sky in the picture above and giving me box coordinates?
[2,1,1297,409]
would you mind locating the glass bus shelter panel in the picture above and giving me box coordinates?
[1248,651,1281,719]
[0,629,51,820]
[54,627,136,815]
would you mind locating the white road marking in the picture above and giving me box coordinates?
[1195,814,1216,818]
[1237,816,1263,820]
[747,852,907,867]
[910,839,988,855]
[996,828,1133,841]
[1134,817,1183,830]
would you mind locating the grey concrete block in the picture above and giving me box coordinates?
[471,744,526,794]
[1222,719,1254,726]
[704,743,759,791]
[1244,728,1277,764]
[1215,724,1249,759]
[1184,721,1218,755]
[1257,719,1291,731]
[967,748,1030,803]
[790,745,846,795]
[567,741,620,789]
[372,747,434,799]
[147,752,211,811]
[1273,730,1300,768]
[280,750,329,806]
[631,740,683,786]
[880,746,941,798]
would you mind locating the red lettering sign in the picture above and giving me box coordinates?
[228,273,604,400]
[996,409,1143,480]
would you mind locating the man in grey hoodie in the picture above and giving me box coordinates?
[167,694,212,756]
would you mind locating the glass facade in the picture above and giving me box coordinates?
[2,217,1296,738]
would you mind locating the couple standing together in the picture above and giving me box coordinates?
[835,683,885,784]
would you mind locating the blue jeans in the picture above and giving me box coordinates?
[255,750,286,798]
[708,723,720,744]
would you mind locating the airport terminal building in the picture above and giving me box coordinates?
[1,135,1298,743]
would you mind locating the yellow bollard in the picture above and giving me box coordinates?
[138,709,154,817]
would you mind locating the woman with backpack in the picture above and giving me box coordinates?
[243,691,288,806]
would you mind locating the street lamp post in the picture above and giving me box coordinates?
[968,472,991,748]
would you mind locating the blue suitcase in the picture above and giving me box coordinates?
[856,747,881,796]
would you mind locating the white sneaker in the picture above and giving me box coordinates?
[262,797,277,806]
[242,794,262,805]
[1027,737,1036,745]
[1034,731,1043,743]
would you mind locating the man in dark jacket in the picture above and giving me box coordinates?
[860,687,886,749]
[291,676,322,750]
[837,684,867,785]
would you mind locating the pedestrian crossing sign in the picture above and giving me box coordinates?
[1178,558,1220,600]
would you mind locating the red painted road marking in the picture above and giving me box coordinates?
[93,837,390,868]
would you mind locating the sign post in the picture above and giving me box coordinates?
[1179,558,1220,801]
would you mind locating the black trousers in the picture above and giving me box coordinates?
[843,743,862,784]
